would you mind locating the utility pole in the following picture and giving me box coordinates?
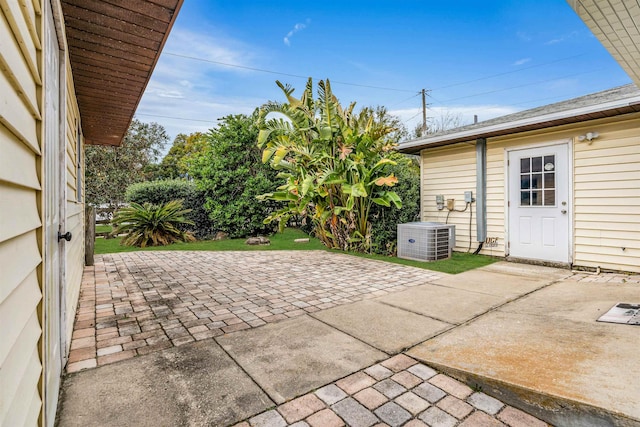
[421,89,427,134]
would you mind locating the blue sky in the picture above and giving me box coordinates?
[136,0,632,142]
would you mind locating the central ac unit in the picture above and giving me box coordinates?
[397,222,455,261]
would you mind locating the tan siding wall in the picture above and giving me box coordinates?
[573,117,640,273]
[419,114,640,272]
[0,2,43,426]
[421,144,478,253]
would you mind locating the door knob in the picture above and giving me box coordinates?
[58,231,72,242]
[561,209,567,214]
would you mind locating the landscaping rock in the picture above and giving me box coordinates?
[246,236,270,246]
[214,231,229,241]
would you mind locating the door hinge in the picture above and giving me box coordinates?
[507,241,510,249]
[507,159,510,166]
[508,201,510,207]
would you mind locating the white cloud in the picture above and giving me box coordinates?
[513,58,531,66]
[545,30,579,45]
[136,28,262,141]
[154,90,185,99]
[284,21,309,46]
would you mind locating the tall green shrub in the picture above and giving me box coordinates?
[189,113,281,238]
[257,78,402,252]
[370,155,421,255]
[125,180,212,239]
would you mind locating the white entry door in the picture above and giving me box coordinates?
[43,1,66,425]
[508,143,569,263]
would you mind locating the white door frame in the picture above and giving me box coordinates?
[43,1,67,425]
[504,139,573,263]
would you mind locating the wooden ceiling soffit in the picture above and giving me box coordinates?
[61,0,184,146]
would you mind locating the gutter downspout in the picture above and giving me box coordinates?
[475,138,487,254]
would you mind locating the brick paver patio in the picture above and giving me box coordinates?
[67,250,442,372]
[235,354,548,427]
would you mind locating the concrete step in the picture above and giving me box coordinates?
[417,360,638,427]
[407,278,640,427]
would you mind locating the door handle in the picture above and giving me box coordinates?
[561,209,567,214]
[58,231,72,242]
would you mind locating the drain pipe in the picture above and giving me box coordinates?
[474,138,487,254]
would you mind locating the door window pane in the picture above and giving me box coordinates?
[544,172,555,189]
[518,154,558,207]
[531,190,542,206]
[531,173,543,189]
[532,156,542,172]
[544,190,555,205]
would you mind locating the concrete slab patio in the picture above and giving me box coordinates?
[57,252,639,426]
[217,315,387,404]
[58,340,273,426]
[408,276,640,427]
[312,300,451,353]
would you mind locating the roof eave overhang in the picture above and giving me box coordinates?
[61,0,184,146]
[567,0,640,88]
[399,96,640,154]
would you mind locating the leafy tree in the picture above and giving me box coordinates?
[257,78,402,252]
[188,113,280,238]
[85,119,168,210]
[150,132,207,180]
[112,200,195,247]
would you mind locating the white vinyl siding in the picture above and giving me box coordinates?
[1,1,86,425]
[0,1,43,425]
[64,64,84,349]
[421,144,477,253]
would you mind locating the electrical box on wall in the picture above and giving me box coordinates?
[464,191,474,203]
[436,195,444,210]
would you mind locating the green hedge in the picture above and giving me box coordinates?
[369,155,421,255]
[124,180,213,239]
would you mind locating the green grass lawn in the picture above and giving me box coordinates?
[94,228,326,254]
[94,228,497,274]
[342,251,497,275]
[95,224,112,233]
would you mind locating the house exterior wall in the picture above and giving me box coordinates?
[0,1,84,425]
[572,115,640,272]
[420,144,478,254]
[0,1,46,425]
[63,62,84,350]
[419,113,640,273]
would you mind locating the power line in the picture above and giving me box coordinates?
[431,52,589,91]
[388,92,421,107]
[163,52,416,93]
[429,68,604,105]
[404,110,423,123]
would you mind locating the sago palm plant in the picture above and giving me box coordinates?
[111,200,195,247]
[257,78,401,252]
